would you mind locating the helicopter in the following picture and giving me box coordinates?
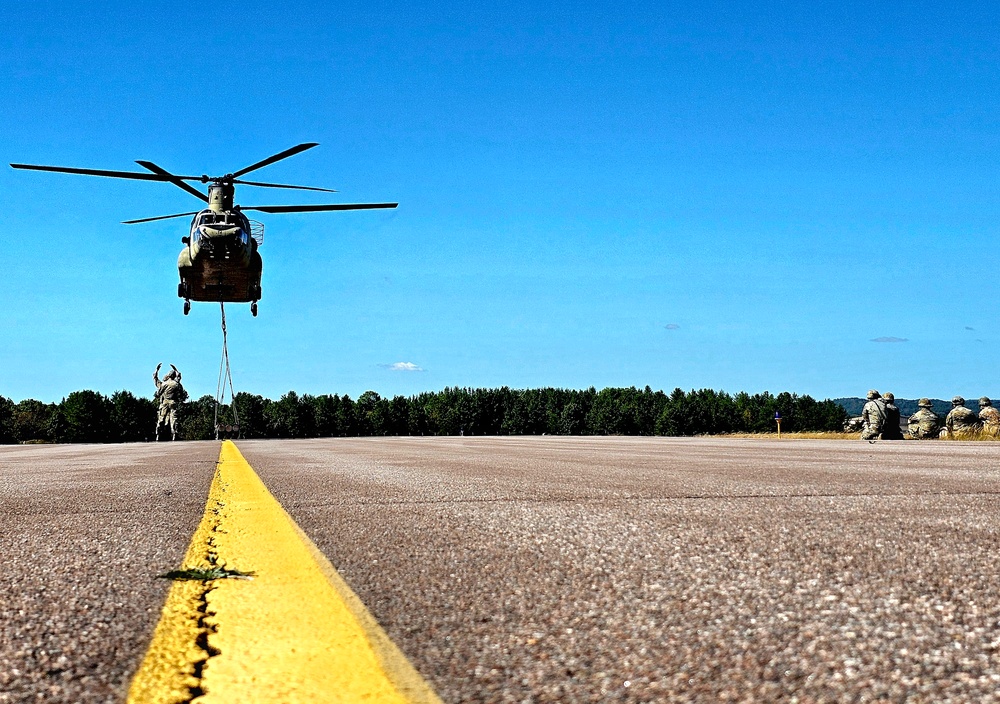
[10,143,397,316]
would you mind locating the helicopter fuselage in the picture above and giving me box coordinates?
[177,207,262,304]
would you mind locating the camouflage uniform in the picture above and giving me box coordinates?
[844,416,864,433]
[979,397,1000,437]
[881,393,904,440]
[945,396,981,437]
[860,390,886,440]
[908,398,940,439]
[154,364,186,441]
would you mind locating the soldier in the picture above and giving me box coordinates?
[908,398,941,439]
[153,363,187,441]
[979,397,1000,437]
[945,396,981,438]
[843,416,865,433]
[881,392,904,440]
[860,389,886,440]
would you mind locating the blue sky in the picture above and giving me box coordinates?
[2,2,998,404]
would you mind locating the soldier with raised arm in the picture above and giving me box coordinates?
[153,363,187,441]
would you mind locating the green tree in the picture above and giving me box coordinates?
[177,395,217,440]
[12,399,54,442]
[0,395,15,444]
[234,392,269,438]
[355,391,387,435]
[336,395,358,436]
[655,388,737,436]
[385,395,411,435]
[110,391,156,442]
[265,391,314,438]
[587,387,645,435]
[60,391,113,443]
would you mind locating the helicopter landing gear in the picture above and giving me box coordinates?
[250,301,258,317]
[183,300,191,315]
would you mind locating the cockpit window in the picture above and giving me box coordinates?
[193,210,246,228]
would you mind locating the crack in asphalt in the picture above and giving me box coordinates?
[178,499,225,704]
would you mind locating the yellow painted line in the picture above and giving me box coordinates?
[128,441,442,703]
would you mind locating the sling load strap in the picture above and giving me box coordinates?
[215,302,240,440]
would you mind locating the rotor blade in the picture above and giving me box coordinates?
[122,211,200,224]
[242,203,398,214]
[231,143,319,178]
[11,163,175,182]
[231,178,337,193]
[136,161,209,202]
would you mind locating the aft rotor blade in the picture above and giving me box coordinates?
[242,203,398,213]
[10,163,175,182]
[232,178,337,193]
[231,143,319,178]
[122,211,199,224]
[136,161,209,202]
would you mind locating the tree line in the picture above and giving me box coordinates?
[0,386,847,444]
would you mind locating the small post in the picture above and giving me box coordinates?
[775,411,782,438]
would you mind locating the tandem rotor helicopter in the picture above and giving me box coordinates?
[10,143,397,316]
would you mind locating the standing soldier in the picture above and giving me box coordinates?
[979,397,1000,437]
[153,363,187,441]
[881,392,904,440]
[945,396,981,438]
[908,398,941,439]
[860,390,886,440]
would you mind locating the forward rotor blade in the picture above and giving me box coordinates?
[241,203,398,214]
[232,178,337,193]
[136,161,209,202]
[231,143,319,178]
[122,211,200,224]
[11,163,173,182]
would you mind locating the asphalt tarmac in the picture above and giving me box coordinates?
[0,442,217,703]
[4,437,1000,702]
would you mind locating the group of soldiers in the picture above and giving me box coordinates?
[859,390,1000,440]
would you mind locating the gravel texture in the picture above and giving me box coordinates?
[239,437,1000,703]
[0,442,217,704]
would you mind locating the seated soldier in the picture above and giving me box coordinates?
[881,392,904,440]
[860,389,886,440]
[979,397,1000,437]
[945,396,981,438]
[908,398,941,439]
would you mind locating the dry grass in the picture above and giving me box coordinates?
[720,429,1000,441]
[940,428,1000,441]
[718,431,860,440]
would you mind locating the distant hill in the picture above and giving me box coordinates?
[833,397,992,418]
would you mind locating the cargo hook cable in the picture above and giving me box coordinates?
[215,302,240,440]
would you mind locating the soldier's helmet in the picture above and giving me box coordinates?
[884,392,894,402]
[918,398,933,408]
[952,396,965,406]
[980,397,992,407]
[866,389,880,400]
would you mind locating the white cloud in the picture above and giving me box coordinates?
[380,361,425,372]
